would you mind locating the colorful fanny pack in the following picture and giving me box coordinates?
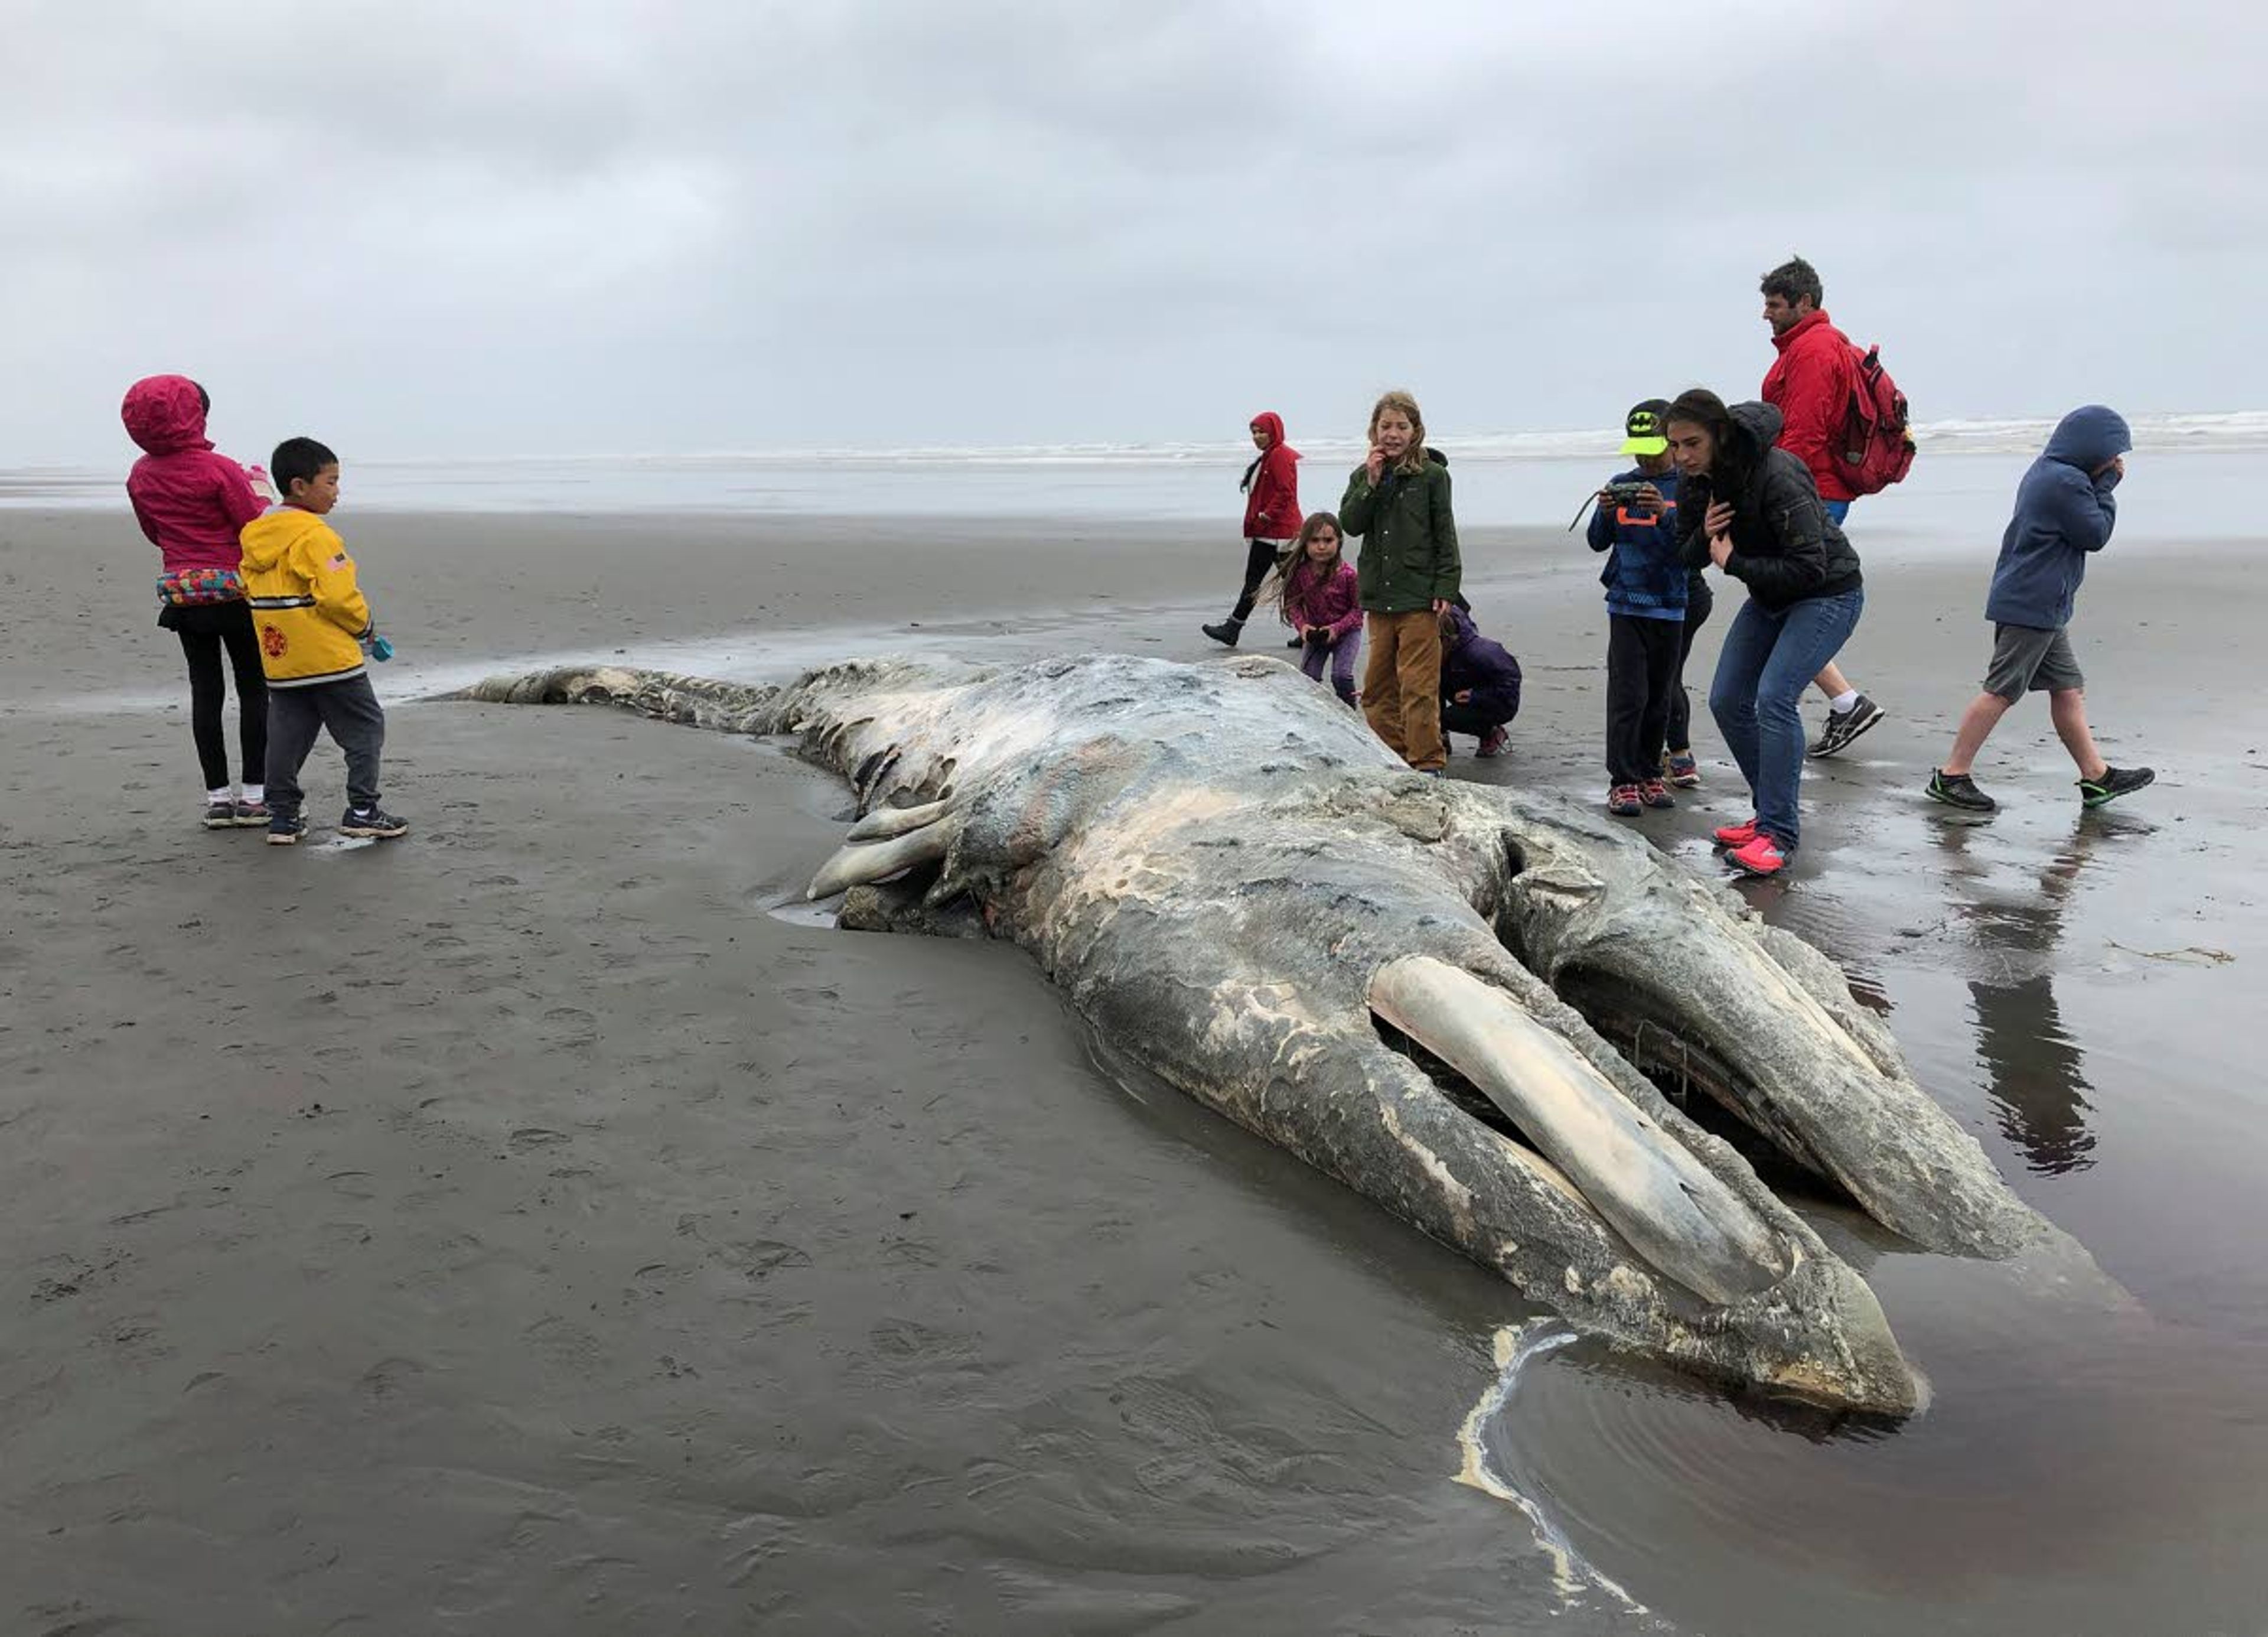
[157,567,245,606]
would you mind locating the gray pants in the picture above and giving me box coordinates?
[266,673,386,816]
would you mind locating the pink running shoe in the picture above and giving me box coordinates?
[1726,833,1788,877]
[1713,817,1761,849]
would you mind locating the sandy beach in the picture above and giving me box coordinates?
[4,502,2265,1635]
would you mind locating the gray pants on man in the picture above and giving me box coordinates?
[266,673,387,818]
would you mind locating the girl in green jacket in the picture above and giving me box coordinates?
[1340,390,1461,773]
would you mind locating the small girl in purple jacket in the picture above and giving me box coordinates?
[1274,512,1363,708]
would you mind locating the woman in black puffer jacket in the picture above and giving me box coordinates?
[1666,389,1864,877]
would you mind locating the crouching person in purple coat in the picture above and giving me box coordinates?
[1439,606,1521,758]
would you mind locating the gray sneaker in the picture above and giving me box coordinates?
[1808,694,1885,757]
[340,807,412,843]
[340,806,410,840]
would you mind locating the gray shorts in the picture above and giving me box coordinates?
[1984,623,2083,701]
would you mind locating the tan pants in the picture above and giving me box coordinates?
[1362,609,1445,771]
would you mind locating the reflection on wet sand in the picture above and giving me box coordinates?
[1935,821,2107,1175]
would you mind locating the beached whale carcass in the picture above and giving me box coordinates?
[463,653,2068,1414]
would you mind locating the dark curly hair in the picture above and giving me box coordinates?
[1759,255,1823,309]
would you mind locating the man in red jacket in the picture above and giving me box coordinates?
[1761,256,1886,757]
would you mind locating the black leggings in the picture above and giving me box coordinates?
[1227,538,1285,624]
[168,601,268,790]
[1666,580,1714,754]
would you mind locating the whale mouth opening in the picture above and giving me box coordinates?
[1373,1016,1539,1151]
[1550,963,1853,1206]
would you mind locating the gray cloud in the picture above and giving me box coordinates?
[5,0,2257,462]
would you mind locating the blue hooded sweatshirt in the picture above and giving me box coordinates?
[1586,467,1687,619]
[1985,406,2132,630]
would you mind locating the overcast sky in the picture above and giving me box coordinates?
[6,0,2257,462]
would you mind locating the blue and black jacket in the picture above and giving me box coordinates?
[1587,467,1687,620]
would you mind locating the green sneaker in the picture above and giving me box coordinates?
[2078,766,2154,809]
[1927,769,1997,812]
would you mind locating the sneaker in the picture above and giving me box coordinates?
[1202,620,1243,648]
[1607,784,1644,817]
[232,799,271,827]
[1925,769,1997,812]
[1808,694,1886,758]
[1664,751,1701,789]
[1477,725,1508,759]
[1640,778,1675,809]
[1713,817,1761,849]
[267,812,307,846]
[201,799,237,830]
[1727,833,1789,877]
[2077,766,2155,809]
[340,806,410,839]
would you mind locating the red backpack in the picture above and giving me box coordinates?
[1835,344,1916,495]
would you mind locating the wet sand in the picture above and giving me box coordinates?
[3,504,2264,1635]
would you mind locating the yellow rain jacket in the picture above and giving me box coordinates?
[239,506,374,688]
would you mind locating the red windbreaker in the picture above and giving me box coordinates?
[1242,411,1302,541]
[122,375,266,575]
[1761,311,1857,503]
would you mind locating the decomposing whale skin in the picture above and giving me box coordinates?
[462,654,2075,1414]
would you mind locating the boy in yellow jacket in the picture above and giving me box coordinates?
[239,438,409,845]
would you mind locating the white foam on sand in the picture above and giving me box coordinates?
[1454,1320,1654,1619]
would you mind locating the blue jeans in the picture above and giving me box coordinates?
[1709,588,1864,851]
[1824,499,1852,526]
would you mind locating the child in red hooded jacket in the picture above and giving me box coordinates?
[123,374,275,829]
[1203,411,1302,647]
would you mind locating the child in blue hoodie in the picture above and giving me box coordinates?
[1588,400,1687,815]
[1926,405,2153,813]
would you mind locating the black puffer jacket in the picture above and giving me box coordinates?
[1678,402,1862,611]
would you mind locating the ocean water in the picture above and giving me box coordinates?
[9,412,2260,541]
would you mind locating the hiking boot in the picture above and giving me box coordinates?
[232,799,271,827]
[202,799,237,830]
[1925,769,1997,812]
[340,806,410,840]
[2078,766,2155,809]
[1607,784,1643,817]
[1713,817,1761,849]
[267,812,307,846]
[1664,751,1701,789]
[1477,725,1508,758]
[1640,778,1675,809]
[1202,619,1243,648]
[1808,694,1885,757]
[1727,832,1789,877]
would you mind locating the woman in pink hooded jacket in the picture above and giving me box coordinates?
[1202,410,1301,647]
[123,374,273,828]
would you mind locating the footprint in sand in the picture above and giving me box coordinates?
[357,1356,428,1401]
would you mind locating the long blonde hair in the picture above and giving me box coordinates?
[1367,390,1430,476]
